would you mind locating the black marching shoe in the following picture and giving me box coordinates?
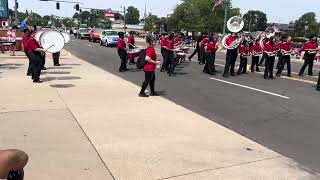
[139,92,149,97]
[27,73,32,76]
[150,92,160,96]
[33,80,42,83]
[54,64,61,66]
[287,74,292,77]
[42,67,47,70]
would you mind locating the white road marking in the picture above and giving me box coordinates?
[87,44,93,47]
[210,77,291,99]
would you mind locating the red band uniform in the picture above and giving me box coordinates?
[160,36,168,71]
[117,33,128,72]
[166,37,175,76]
[203,39,218,75]
[276,40,292,76]
[299,41,318,76]
[223,35,238,77]
[263,41,277,79]
[27,37,43,82]
[199,37,208,64]
[127,34,136,64]
[251,42,262,72]
[237,43,250,75]
[22,33,32,75]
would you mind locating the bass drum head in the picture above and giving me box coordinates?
[40,30,65,53]
[35,30,45,42]
[62,32,70,43]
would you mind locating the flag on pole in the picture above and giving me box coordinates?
[212,0,223,11]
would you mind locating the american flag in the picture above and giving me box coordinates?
[212,0,223,11]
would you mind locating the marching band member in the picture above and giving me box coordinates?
[203,36,218,75]
[251,39,262,72]
[259,38,269,66]
[160,34,169,72]
[139,35,160,97]
[263,37,277,79]
[237,40,250,75]
[275,37,283,70]
[174,34,182,46]
[22,28,32,76]
[276,36,292,77]
[223,32,239,78]
[127,31,136,65]
[188,32,204,62]
[53,51,61,66]
[166,33,176,76]
[299,35,318,76]
[199,35,208,65]
[26,30,46,83]
[117,32,128,72]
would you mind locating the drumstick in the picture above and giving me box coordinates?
[44,45,55,52]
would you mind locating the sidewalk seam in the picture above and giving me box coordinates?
[157,155,282,180]
[0,108,67,114]
[52,87,117,180]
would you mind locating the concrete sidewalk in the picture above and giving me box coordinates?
[0,51,319,180]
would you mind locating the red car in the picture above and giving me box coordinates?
[89,28,103,42]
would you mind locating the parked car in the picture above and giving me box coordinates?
[89,28,103,42]
[76,28,90,39]
[100,30,119,47]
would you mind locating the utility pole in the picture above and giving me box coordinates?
[123,6,126,35]
[222,0,230,35]
[14,0,18,26]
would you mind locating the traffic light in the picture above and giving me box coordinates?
[75,4,80,11]
[79,9,82,13]
[15,0,19,9]
[56,2,60,10]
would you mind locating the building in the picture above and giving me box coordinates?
[267,23,295,34]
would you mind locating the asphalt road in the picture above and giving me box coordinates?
[65,38,320,173]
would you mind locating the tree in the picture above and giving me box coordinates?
[243,10,267,31]
[144,14,159,32]
[294,12,319,37]
[167,0,240,33]
[125,6,140,24]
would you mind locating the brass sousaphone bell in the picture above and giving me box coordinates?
[221,16,245,50]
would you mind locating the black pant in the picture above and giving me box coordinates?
[161,50,168,71]
[30,52,43,81]
[276,55,291,76]
[167,52,175,75]
[140,71,155,94]
[237,56,247,74]
[41,52,46,69]
[203,52,216,74]
[316,72,320,91]
[25,50,32,75]
[276,55,282,69]
[53,52,60,65]
[299,55,314,75]
[259,53,266,66]
[264,56,275,78]
[223,49,238,76]
[189,46,200,60]
[199,46,206,64]
[251,56,260,72]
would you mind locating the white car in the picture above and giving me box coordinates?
[100,30,119,47]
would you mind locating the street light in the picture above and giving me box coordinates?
[120,5,126,35]
[222,0,231,35]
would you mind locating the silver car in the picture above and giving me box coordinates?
[100,30,119,47]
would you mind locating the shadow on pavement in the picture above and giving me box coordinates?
[42,76,82,82]
[45,71,71,75]
[0,63,24,66]
[60,63,82,66]
[47,66,73,70]
[50,84,75,88]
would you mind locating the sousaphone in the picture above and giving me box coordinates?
[221,16,245,50]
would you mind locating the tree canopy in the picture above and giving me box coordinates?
[293,12,320,37]
[243,10,267,31]
[167,0,240,33]
[125,6,140,24]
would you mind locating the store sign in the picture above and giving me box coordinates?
[0,0,8,19]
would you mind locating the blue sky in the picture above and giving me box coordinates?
[8,0,320,23]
